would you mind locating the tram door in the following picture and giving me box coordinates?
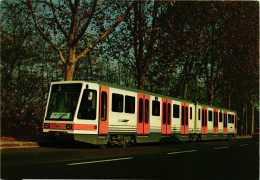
[213,109,219,134]
[99,86,109,135]
[137,94,150,135]
[201,107,208,134]
[181,103,189,134]
[161,99,172,135]
[223,111,227,134]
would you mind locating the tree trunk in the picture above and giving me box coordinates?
[227,87,234,109]
[137,71,145,90]
[65,47,76,81]
[182,82,188,99]
[208,86,214,106]
[66,62,75,81]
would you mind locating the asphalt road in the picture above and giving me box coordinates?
[1,139,259,179]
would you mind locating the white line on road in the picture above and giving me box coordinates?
[240,144,250,146]
[214,146,230,150]
[67,157,133,166]
[167,150,197,155]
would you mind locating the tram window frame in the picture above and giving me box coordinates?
[112,93,123,112]
[167,103,171,125]
[138,98,143,123]
[163,103,167,124]
[202,109,205,126]
[190,107,192,120]
[219,112,223,122]
[173,104,180,118]
[101,91,107,121]
[152,100,160,116]
[125,95,135,114]
[77,89,97,120]
[181,106,185,125]
[145,99,149,123]
[185,106,188,125]
[216,112,218,126]
[208,111,213,121]
[205,110,207,126]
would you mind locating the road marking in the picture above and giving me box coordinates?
[167,150,197,155]
[214,146,230,150]
[240,144,249,146]
[67,157,133,166]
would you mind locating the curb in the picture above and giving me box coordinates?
[235,136,252,139]
[0,141,39,149]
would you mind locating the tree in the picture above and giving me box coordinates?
[27,0,135,80]
[98,1,169,90]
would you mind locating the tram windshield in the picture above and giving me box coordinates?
[46,83,82,121]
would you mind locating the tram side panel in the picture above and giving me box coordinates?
[218,111,224,135]
[195,105,202,135]
[227,111,235,136]
[108,87,137,135]
[207,107,214,135]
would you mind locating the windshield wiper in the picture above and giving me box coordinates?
[57,113,68,120]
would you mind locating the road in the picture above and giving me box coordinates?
[1,139,259,179]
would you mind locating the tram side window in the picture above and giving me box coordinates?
[167,103,171,125]
[101,92,107,121]
[190,107,192,119]
[152,101,160,116]
[173,104,180,118]
[205,110,207,126]
[198,108,201,120]
[181,106,184,125]
[228,114,232,123]
[139,98,143,123]
[185,106,188,125]
[219,112,223,122]
[112,93,123,112]
[208,111,212,121]
[145,100,149,123]
[125,96,135,114]
[202,109,205,126]
[163,103,166,124]
[77,90,97,120]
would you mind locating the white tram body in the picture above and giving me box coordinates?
[43,81,237,146]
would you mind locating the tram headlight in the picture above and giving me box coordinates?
[66,124,73,129]
[44,123,50,128]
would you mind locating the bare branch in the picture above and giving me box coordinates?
[27,0,66,65]
[75,1,136,61]
[50,0,69,40]
[68,0,80,45]
[68,0,74,11]
[73,0,97,46]
[75,0,87,37]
